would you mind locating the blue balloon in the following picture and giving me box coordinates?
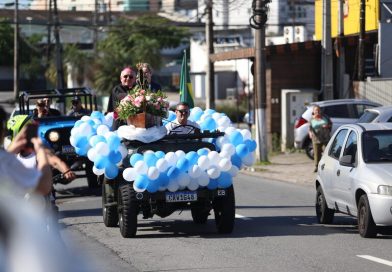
[207,178,218,190]
[144,153,158,167]
[90,135,106,146]
[104,163,119,179]
[155,150,166,159]
[244,139,257,152]
[185,151,199,165]
[167,166,180,179]
[146,179,159,193]
[157,173,170,187]
[217,172,232,188]
[189,110,203,122]
[86,119,95,127]
[107,134,121,150]
[201,117,217,131]
[168,111,176,121]
[231,154,242,168]
[205,109,216,115]
[236,144,249,158]
[75,135,88,149]
[197,148,209,156]
[130,153,143,167]
[229,131,244,146]
[74,120,84,128]
[95,155,109,169]
[108,150,122,164]
[134,175,149,191]
[176,158,190,172]
[75,145,88,156]
[91,111,104,120]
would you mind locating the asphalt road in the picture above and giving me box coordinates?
[57,174,392,272]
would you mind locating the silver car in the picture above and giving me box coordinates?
[315,123,392,238]
[357,105,392,123]
[294,99,381,159]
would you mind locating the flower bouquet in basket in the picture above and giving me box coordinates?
[116,67,169,128]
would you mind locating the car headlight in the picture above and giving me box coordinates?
[377,185,392,196]
[48,131,60,142]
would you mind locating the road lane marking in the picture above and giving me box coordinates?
[357,255,392,267]
[235,214,251,220]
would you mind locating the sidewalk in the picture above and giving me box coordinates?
[242,151,316,187]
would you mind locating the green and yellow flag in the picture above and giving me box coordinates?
[179,50,194,108]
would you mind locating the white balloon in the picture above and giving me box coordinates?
[70,127,80,136]
[92,118,102,125]
[218,150,231,159]
[104,131,116,140]
[228,165,239,177]
[225,126,236,135]
[242,152,256,166]
[218,158,232,172]
[198,172,210,186]
[188,165,202,178]
[207,166,221,179]
[143,150,155,155]
[69,135,76,146]
[134,160,148,175]
[197,155,210,171]
[175,150,186,160]
[97,124,110,136]
[87,148,97,162]
[167,179,180,192]
[187,178,199,191]
[165,152,177,166]
[79,123,92,137]
[240,129,252,141]
[92,166,104,176]
[207,151,220,166]
[177,172,190,187]
[81,116,91,121]
[123,167,138,181]
[147,167,159,180]
[218,116,231,129]
[118,145,128,159]
[221,143,235,156]
[212,112,221,121]
[156,158,169,172]
[216,136,228,148]
[95,142,110,156]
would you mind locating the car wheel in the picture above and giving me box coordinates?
[118,182,138,238]
[358,194,377,238]
[305,138,314,160]
[191,206,210,224]
[213,186,235,234]
[102,179,118,227]
[315,186,334,224]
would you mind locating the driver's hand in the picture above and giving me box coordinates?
[64,170,76,181]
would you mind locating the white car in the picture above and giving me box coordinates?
[315,123,392,238]
[357,105,392,123]
[294,99,381,159]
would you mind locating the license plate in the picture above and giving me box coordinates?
[165,192,197,203]
[62,145,75,154]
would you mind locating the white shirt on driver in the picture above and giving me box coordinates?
[165,120,200,135]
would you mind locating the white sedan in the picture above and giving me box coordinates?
[315,123,392,238]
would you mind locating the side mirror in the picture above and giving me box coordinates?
[339,154,354,167]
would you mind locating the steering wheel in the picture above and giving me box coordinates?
[168,124,200,135]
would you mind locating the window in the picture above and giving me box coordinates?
[357,111,378,123]
[387,116,392,122]
[343,131,357,162]
[329,129,348,159]
[323,105,349,118]
[355,104,376,118]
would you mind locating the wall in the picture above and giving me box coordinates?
[357,78,392,105]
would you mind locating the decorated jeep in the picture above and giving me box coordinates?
[69,106,257,238]
[15,87,99,188]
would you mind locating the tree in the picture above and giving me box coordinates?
[94,15,189,94]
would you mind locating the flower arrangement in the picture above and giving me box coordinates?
[116,87,169,121]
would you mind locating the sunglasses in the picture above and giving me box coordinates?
[177,109,189,115]
[123,74,134,79]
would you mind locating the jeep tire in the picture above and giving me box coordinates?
[358,194,377,238]
[213,185,235,234]
[102,179,118,227]
[118,182,138,238]
[191,206,210,224]
[315,186,334,224]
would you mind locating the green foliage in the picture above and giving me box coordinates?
[95,15,189,94]
[0,21,14,65]
[214,100,248,123]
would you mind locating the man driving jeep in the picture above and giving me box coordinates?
[165,102,200,134]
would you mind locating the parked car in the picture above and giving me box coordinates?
[315,123,392,238]
[294,99,381,159]
[357,105,392,123]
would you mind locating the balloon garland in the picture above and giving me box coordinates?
[70,108,257,192]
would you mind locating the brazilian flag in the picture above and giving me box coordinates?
[179,50,194,108]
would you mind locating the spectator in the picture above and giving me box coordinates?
[107,67,136,113]
[308,105,332,172]
[139,62,161,92]
[165,102,200,134]
[0,106,52,196]
[67,97,89,117]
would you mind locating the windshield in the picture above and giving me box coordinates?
[358,111,378,123]
[362,130,392,162]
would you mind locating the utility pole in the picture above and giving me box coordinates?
[13,0,19,101]
[250,0,269,162]
[93,0,99,54]
[46,0,52,70]
[337,0,347,98]
[321,0,333,100]
[357,0,366,81]
[53,0,65,89]
[205,0,215,109]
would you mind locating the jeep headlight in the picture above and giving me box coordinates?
[377,185,392,196]
[48,131,60,142]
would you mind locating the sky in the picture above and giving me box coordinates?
[1,0,32,9]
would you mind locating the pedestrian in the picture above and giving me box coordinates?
[138,62,162,92]
[308,105,332,172]
[67,96,90,117]
[107,67,136,113]
[165,102,200,134]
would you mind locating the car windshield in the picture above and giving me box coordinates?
[362,131,392,162]
[358,111,378,123]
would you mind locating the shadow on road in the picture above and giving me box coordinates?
[55,186,101,199]
[59,208,102,219]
